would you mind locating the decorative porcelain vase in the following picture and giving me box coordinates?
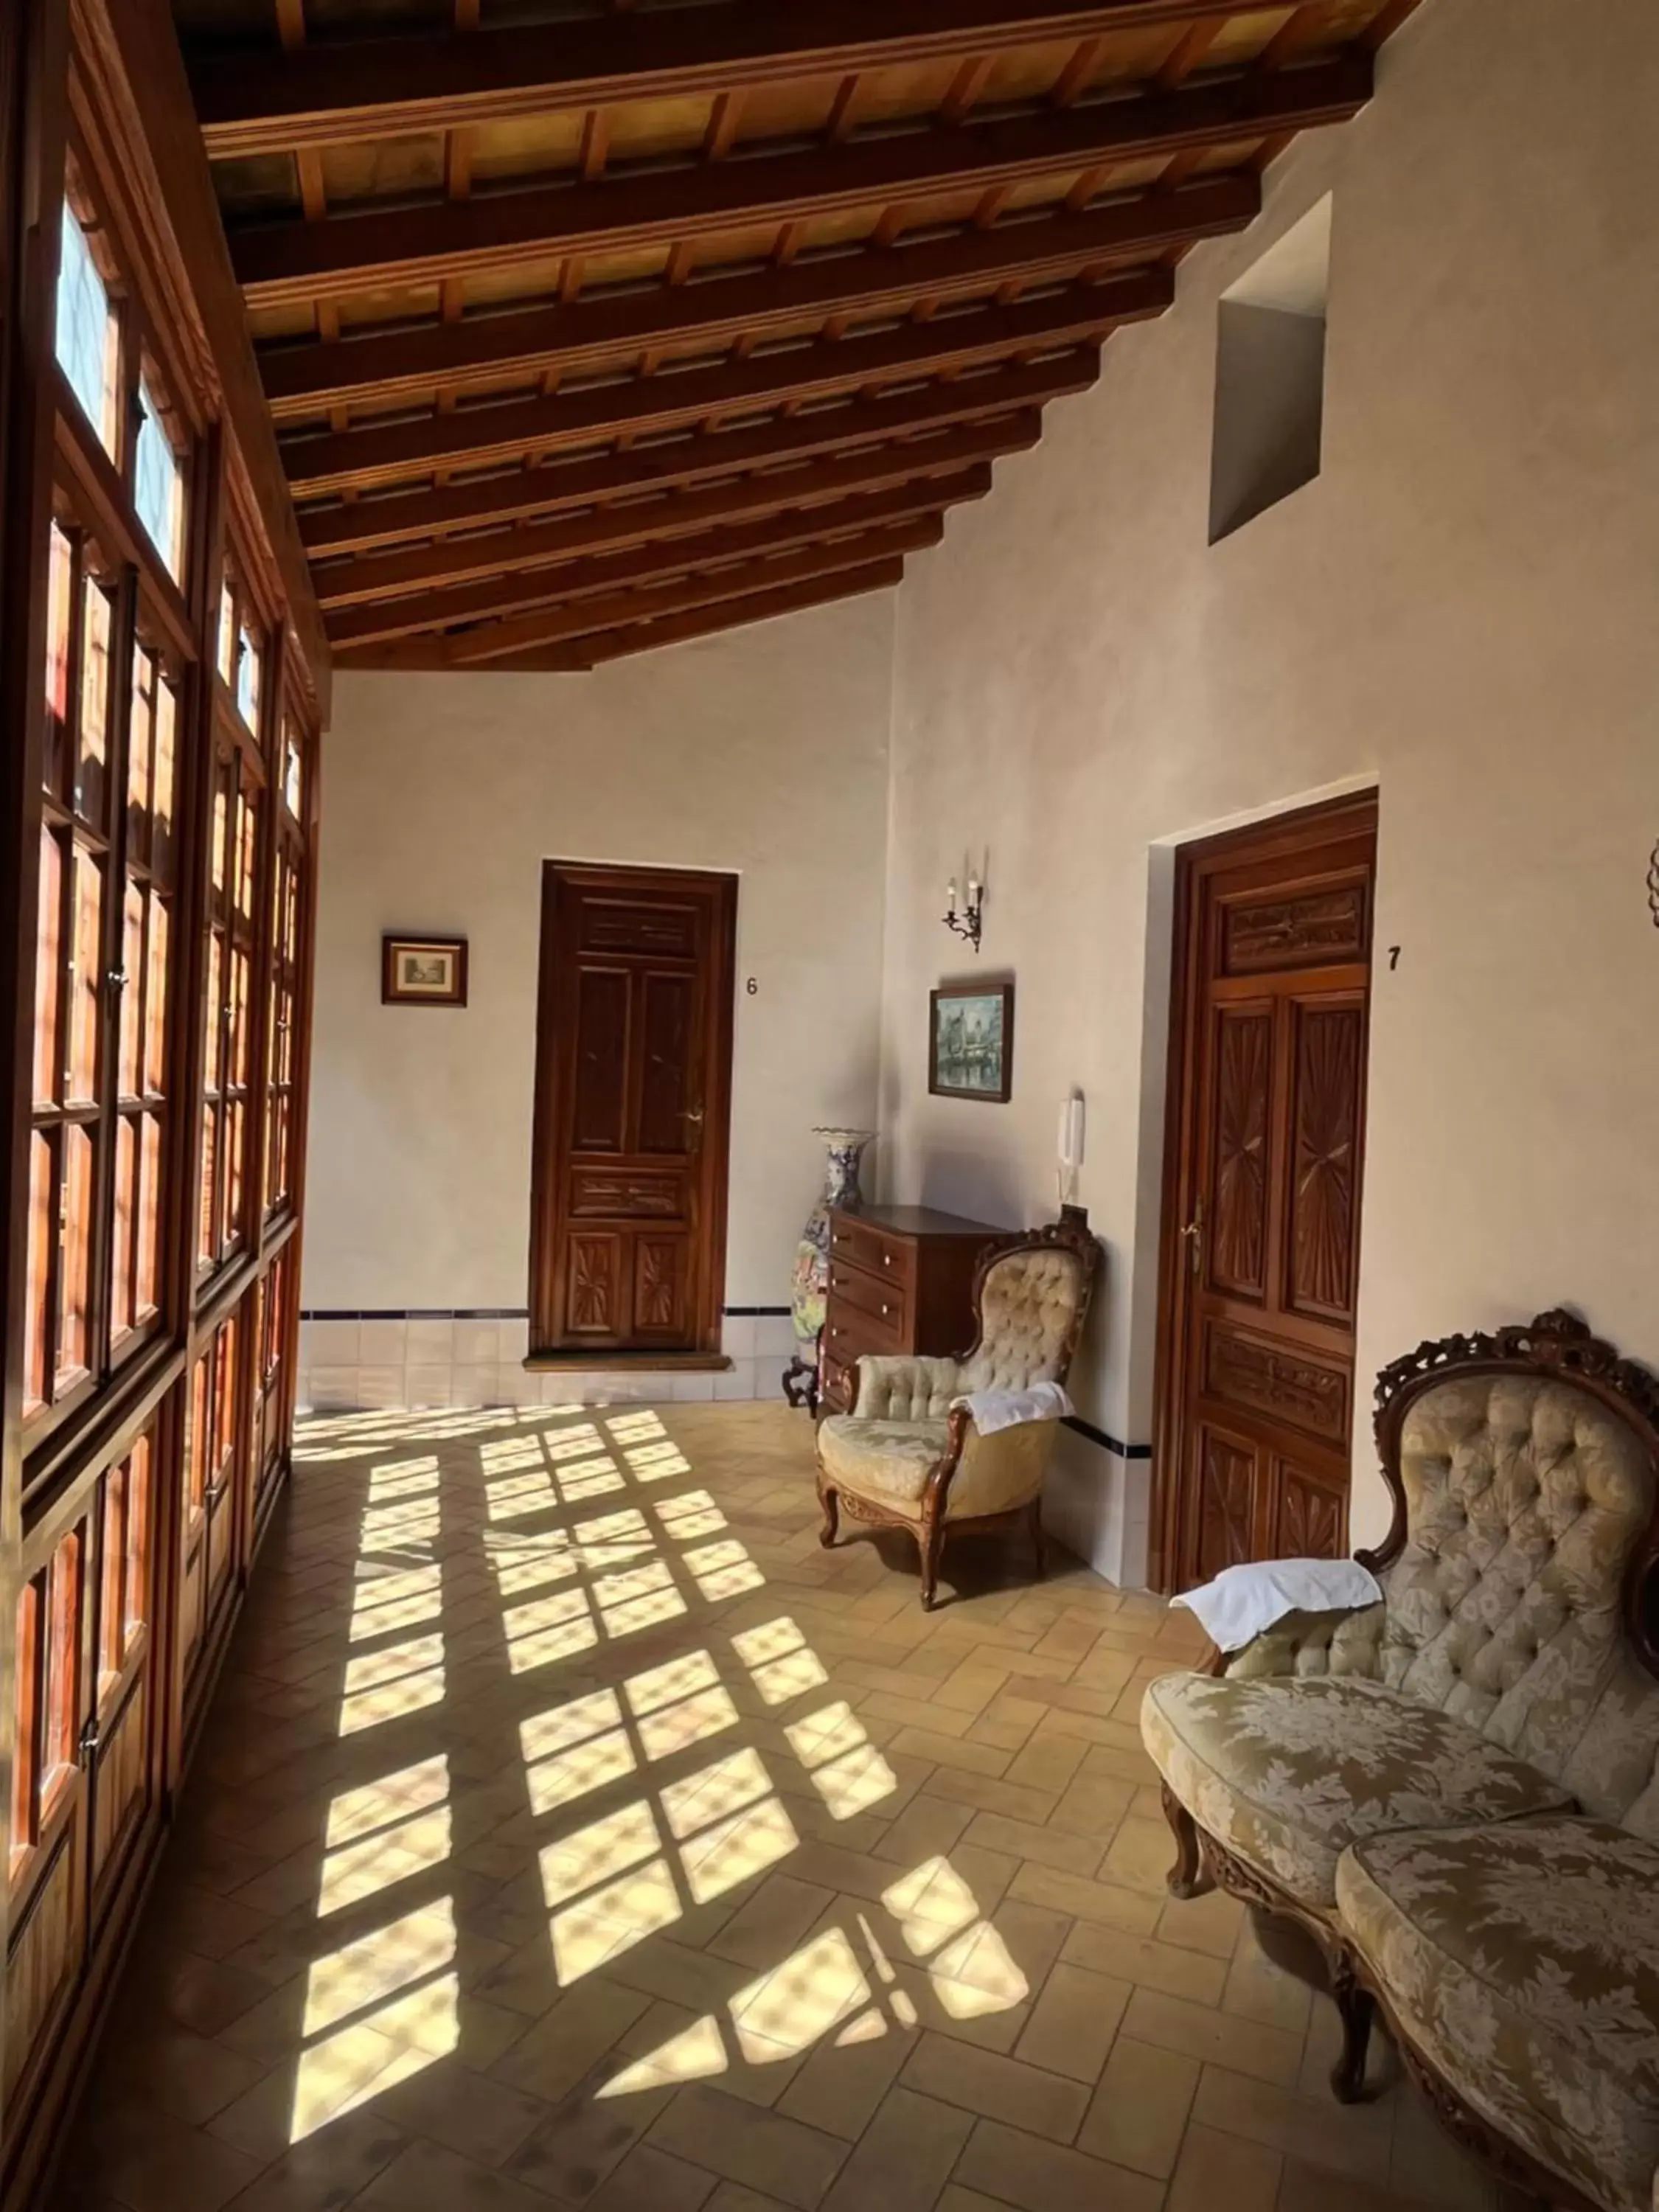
[791,1127,874,1352]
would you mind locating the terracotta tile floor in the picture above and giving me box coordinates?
[58,1401,1512,2212]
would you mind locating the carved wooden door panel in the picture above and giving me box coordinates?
[531,863,737,1356]
[1157,798,1376,1592]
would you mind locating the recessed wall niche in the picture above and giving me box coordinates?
[1208,195,1332,543]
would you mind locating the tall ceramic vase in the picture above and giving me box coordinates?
[791,1127,874,1360]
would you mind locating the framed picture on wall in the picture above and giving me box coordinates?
[383,934,468,1006]
[929,981,1014,1102]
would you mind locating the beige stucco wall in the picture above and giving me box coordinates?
[877,0,1659,1577]
[303,589,895,1318]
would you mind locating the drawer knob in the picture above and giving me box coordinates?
[883,1254,892,1266]
[881,1304,891,1317]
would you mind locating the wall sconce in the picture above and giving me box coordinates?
[943,866,984,955]
[1649,837,1659,929]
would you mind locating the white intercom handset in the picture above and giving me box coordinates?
[1057,1091,1085,1211]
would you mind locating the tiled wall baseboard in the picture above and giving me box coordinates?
[296,1310,801,1414]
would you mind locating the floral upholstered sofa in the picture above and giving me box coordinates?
[1141,1311,1659,2212]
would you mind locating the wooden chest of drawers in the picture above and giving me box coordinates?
[820,1204,1004,1415]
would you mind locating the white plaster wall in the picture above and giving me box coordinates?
[303,589,895,1317]
[878,0,1659,1577]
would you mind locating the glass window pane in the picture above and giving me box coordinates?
[119,878,143,1096]
[24,1133,53,1419]
[145,892,169,1096]
[153,675,177,885]
[198,1102,216,1264]
[33,826,63,1108]
[44,522,74,795]
[127,644,154,863]
[55,204,117,455]
[136,1112,161,1319]
[68,846,102,1105]
[218,580,235,687]
[236,622,261,731]
[134,380,184,580]
[77,576,113,827]
[284,729,303,818]
[111,1116,136,1340]
[203,930,222,1093]
[58,1124,94,1383]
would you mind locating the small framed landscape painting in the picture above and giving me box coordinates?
[383,934,468,1007]
[929,982,1014,1102]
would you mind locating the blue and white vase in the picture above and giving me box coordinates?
[790,1127,874,1356]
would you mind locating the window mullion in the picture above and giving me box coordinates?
[86,556,139,1391]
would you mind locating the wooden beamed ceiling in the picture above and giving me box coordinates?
[170,0,1425,672]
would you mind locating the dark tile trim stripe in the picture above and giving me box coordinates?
[1065,1413,1152,1461]
[299,1303,793,1322]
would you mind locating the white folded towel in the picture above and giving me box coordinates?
[951,1381,1074,1435]
[1171,1557,1383,1652]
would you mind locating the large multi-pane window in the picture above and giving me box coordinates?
[198,737,260,1272]
[265,712,306,1219]
[25,187,192,1441]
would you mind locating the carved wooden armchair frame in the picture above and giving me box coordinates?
[1157,1309,1659,2212]
[815,1217,1102,1610]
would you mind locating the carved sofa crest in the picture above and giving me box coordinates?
[1141,1310,1659,2212]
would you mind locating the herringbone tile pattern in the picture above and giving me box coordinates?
[56,1402,1506,2211]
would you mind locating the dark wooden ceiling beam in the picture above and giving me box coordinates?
[193,1,1280,159]
[342,558,908,674]
[555,562,912,673]
[315,415,1035,608]
[326,466,990,647]
[297,355,1087,554]
[261,173,1257,418]
[229,58,1369,308]
[339,516,937,667]
[281,272,1163,493]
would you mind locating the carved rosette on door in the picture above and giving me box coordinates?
[530,863,737,1357]
[1157,799,1377,1590]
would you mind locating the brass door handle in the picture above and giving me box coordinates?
[1179,1195,1205,1278]
[683,1106,705,1126]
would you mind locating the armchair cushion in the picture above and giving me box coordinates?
[853,1355,962,1422]
[817,1413,1061,1521]
[1142,1671,1573,1910]
[959,1245,1087,1393]
[1337,1817,1659,2212]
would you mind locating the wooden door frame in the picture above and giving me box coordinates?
[1148,790,1378,1594]
[527,859,738,1362]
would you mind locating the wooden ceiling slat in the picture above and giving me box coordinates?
[576,561,908,669]
[280,273,1166,493]
[325,467,991,647]
[425,515,945,666]
[315,416,1038,608]
[344,558,910,675]
[297,356,1088,555]
[229,58,1370,308]
[192,1,1290,159]
[261,174,1256,418]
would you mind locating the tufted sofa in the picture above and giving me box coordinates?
[815,1218,1100,1609]
[1141,1310,1659,2212]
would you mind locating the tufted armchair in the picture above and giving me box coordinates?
[1141,1310,1659,2212]
[815,1219,1101,1610]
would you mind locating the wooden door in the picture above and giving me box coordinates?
[1154,796,1377,1592]
[530,862,736,1357]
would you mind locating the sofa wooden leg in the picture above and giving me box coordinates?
[919,1520,945,1611]
[1026,1500,1046,1581]
[1330,1953,1376,2104]
[1160,1781,1212,1901]
[817,1481,839,1550]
